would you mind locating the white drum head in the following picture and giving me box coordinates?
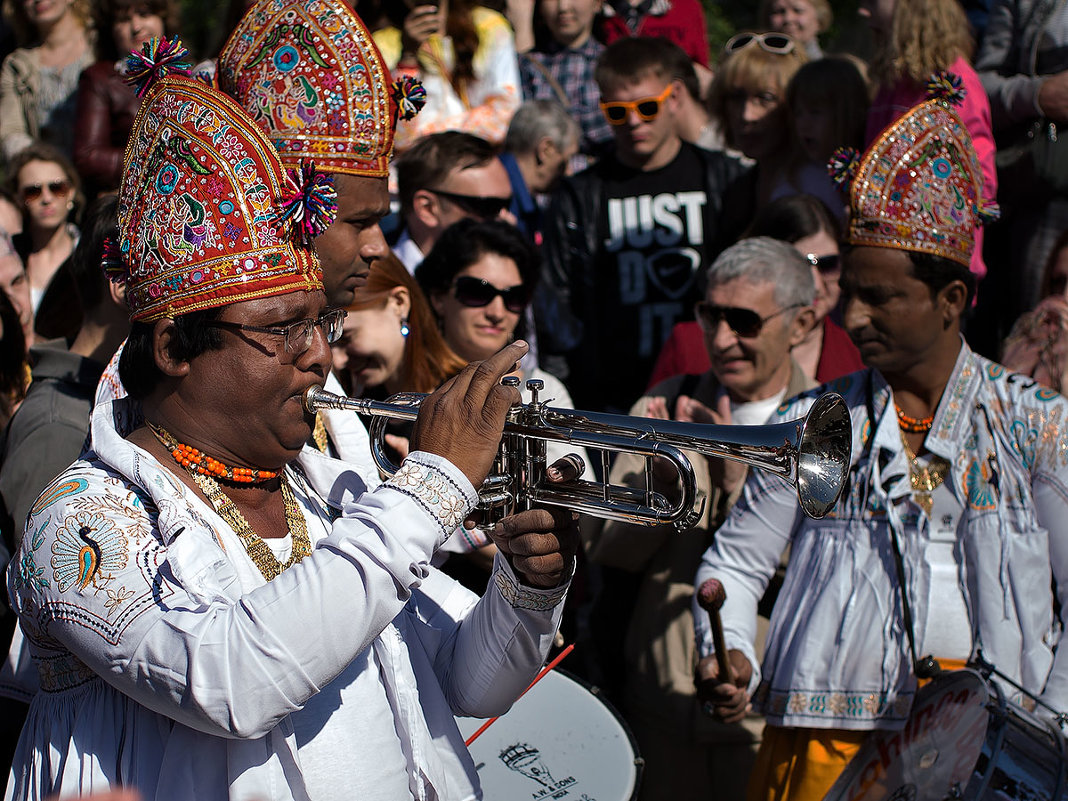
[456,668,641,801]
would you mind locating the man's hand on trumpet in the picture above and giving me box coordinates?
[407,340,581,589]
[486,455,583,589]
[408,341,527,487]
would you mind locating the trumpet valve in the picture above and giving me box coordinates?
[526,378,544,405]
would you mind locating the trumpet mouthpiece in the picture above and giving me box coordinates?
[302,385,326,414]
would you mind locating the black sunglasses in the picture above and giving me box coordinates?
[428,188,511,220]
[695,301,802,338]
[805,253,840,274]
[453,275,529,313]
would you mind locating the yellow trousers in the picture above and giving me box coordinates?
[745,727,867,801]
[747,661,968,801]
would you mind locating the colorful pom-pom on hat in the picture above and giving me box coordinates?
[278,160,339,246]
[392,75,427,123]
[218,0,400,178]
[827,146,860,189]
[842,74,994,268]
[101,236,127,284]
[116,74,322,322]
[124,36,193,97]
[926,71,966,107]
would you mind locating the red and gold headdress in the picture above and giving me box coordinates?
[113,38,333,322]
[217,0,425,178]
[829,73,998,267]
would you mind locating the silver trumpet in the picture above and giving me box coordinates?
[303,380,852,528]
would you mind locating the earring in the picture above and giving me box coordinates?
[400,317,410,338]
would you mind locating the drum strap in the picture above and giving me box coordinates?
[887,514,941,680]
[865,377,941,681]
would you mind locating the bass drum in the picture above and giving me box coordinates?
[455,668,643,801]
[823,668,1068,801]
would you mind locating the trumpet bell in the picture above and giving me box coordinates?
[795,393,853,518]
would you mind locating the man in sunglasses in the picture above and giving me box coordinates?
[539,36,752,413]
[393,131,515,273]
[694,93,1068,800]
[588,236,815,801]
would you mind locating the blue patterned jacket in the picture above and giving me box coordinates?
[694,342,1068,730]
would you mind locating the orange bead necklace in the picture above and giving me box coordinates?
[895,404,934,434]
[148,422,279,484]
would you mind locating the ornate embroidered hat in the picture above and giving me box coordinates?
[217,0,424,178]
[114,58,330,322]
[829,74,997,267]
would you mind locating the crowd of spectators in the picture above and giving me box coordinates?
[0,0,1067,798]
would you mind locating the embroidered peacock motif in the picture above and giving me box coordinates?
[51,511,128,592]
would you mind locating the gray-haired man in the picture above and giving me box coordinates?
[586,237,816,801]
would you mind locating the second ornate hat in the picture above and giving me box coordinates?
[218,0,420,178]
[830,74,997,268]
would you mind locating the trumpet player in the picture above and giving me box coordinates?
[694,87,1068,800]
[5,12,578,801]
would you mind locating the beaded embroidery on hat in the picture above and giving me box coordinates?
[218,0,401,178]
[115,67,324,322]
[837,72,997,268]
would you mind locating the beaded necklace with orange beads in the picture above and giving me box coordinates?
[148,422,279,484]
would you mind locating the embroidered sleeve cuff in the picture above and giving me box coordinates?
[492,555,570,611]
[384,451,479,544]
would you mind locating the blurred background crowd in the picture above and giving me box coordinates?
[0,0,1063,798]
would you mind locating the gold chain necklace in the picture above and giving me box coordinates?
[148,422,313,581]
[189,470,312,581]
[900,432,951,516]
[311,412,330,454]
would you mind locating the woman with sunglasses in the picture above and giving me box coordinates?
[646,194,862,388]
[709,32,808,209]
[417,217,586,444]
[5,142,81,333]
[862,0,995,285]
[416,218,588,585]
[746,194,862,381]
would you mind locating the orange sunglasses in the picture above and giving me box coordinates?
[599,84,673,125]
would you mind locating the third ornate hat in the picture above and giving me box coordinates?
[830,74,998,268]
[218,0,424,178]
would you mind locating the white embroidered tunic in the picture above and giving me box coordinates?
[694,343,1068,730]
[5,397,568,800]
